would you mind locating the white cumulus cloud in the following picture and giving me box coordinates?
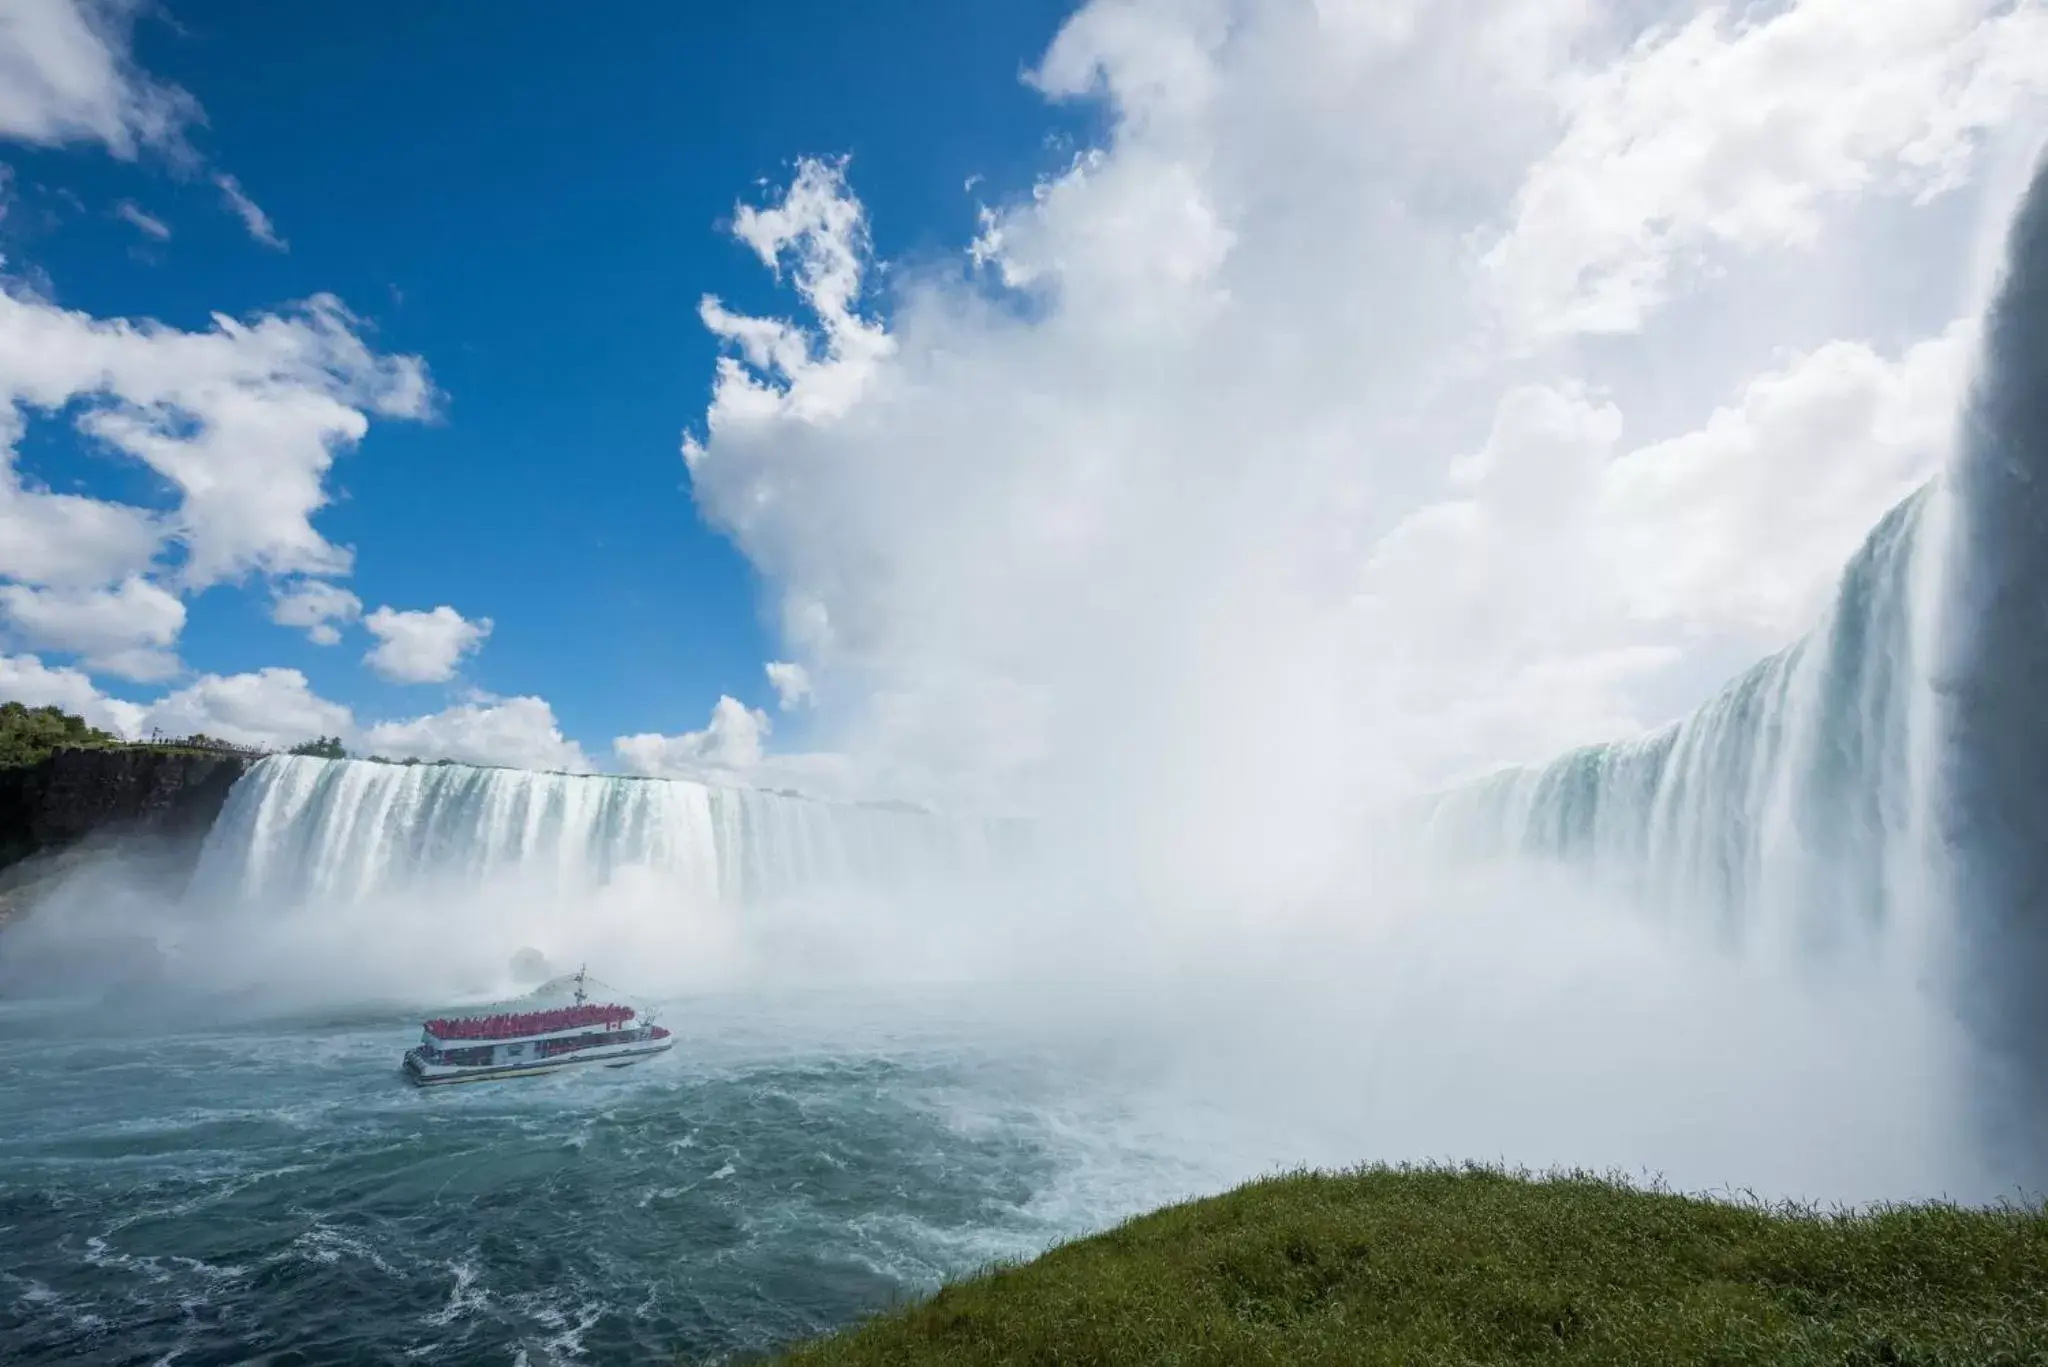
[0,0,198,158]
[0,286,434,590]
[0,575,184,681]
[1599,323,1977,640]
[362,605,492,684]
[678,0,2034,842]
[0,650,600,773]
[0,651,144,735]
[1482,0,2048,341]
[764,660,813,709]
[0,424,163,588]
[614,696,771,778]
[271,580,363,646]
[141,666,353,750]
[0,7,431,703]
[687,157,894,457]
[362,696,591,772]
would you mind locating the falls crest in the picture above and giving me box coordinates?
[190,756,992,914]
[1428,489,1942,957]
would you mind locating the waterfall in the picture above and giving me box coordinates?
[189,755,997,914]
[1427,487,1944,960]
[1431,155,2048,1166]
[1936,148,2048,1115]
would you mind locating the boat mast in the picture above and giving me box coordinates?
[574,964,587,1006]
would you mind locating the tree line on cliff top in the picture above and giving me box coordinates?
[0,702,358,769]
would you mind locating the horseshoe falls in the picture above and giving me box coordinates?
[1427,487,1943,958]
[1432,158,2048,1173]
[109,754,1021,1009]
[189,755,991,915]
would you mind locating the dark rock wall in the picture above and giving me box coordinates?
[0,748,251,874]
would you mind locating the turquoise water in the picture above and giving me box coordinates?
[0,990,1218,1365]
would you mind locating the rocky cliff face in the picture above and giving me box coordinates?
[0,749,252,924]
[1,748,251,862]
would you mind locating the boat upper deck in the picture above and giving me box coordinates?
[423,1002,635,1042]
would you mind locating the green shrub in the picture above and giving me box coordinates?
[0,701,119,769]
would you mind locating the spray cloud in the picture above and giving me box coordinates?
[12,0,2048,1205]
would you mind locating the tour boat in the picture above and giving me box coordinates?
[402,968,672,1086]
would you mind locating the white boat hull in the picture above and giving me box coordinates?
[403,1033,673,1086]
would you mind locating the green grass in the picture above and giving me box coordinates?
[761,1164,2048,1366]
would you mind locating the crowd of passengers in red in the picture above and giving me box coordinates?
[424,1003,634,1040]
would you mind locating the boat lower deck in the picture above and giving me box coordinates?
[403,1033,673,1086]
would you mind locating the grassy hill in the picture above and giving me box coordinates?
[764,1164,2048,1366]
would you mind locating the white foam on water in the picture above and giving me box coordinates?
[422,1255,490,1328]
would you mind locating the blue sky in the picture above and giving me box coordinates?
[0,0,1088,762]
[2,0,2041,802]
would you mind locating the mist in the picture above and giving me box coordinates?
[9,0,2047,1213]
[664,0,2041,1201]
[1,747,2004,1207]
